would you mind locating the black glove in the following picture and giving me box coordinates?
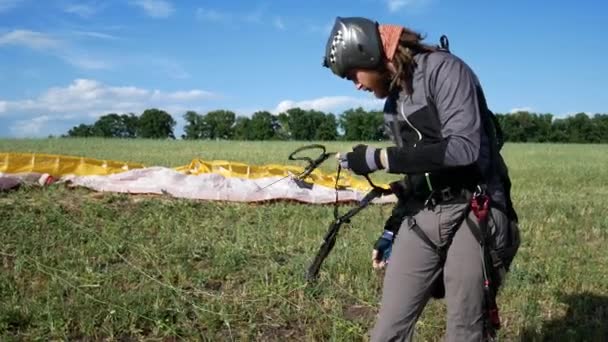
[339,144,384,175]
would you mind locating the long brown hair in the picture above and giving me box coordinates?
[389,28,439,95]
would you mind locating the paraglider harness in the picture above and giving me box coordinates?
[286,146,511,340]
[295,35,516,340]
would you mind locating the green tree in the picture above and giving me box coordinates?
[282,108,335,140]
[183,111,205,139]
[549,118,569,142]
[202,110,235,139]
[92,113,124,137]
[339,107,384,141]
[315,113,338,140]
[66,123,94,137]
[275,112,290,140]
[249,111,277,140]
[535,113,553,142]
[233,117,252,140]
[137,108,176,139]
[567,113,594,143]
[89,113,139,138]
[120,113,139,138]
[592,114,608,143]
[284,108,312,140]
[506,111,533,142]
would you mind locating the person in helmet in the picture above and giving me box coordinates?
[324,17,520,341]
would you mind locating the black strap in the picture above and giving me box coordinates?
[439,35,450,52]
[411,223,442,256]
[466,216,485,246]
[467,210,507,273]
[333,164,342,220]
[475,85,519,223]
[476,86,504,151]
[410,203,471,261]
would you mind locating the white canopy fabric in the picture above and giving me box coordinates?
[1,168,397,204]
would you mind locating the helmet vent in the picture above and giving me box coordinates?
[329,30,344,64]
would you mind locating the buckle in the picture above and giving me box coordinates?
[440,187,454,202]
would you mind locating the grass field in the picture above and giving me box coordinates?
[1,138,607,341]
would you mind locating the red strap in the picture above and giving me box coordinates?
[471,195,490,221]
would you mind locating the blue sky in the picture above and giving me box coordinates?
[0,0,606,138]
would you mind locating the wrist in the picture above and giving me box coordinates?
[381,230,394,241]
[379,148,389,169]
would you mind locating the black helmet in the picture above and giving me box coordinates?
[322,17,384,78]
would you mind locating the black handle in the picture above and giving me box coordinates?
[305,187,388,283]
[288,144,327,164]
[288,144,333,180]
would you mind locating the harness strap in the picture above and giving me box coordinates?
[411,223,443,258]
[410,201,472,261]
[467,197,507,277]
[408,203,471,300]
[408,190,504,337]
[333,164,342,220]
[466,218,507,281]
[468,192,504,337]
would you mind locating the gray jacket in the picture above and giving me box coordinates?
[383,51,512,210]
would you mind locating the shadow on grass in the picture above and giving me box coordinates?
[519,292,608,342]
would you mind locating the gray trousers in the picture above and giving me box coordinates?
[370,200,513,342]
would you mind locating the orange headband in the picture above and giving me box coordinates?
[378,24,404,62]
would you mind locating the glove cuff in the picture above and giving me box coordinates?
[366,147,383,171]
[370,148,390,170]
[381,230,395,241]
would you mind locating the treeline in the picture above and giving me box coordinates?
[496,112,608,143]
[64,108,608,143]
[66,109,176,139]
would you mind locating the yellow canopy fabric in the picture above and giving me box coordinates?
[0,153,145,176]
[1,153,385,192]
[175,158,378,192]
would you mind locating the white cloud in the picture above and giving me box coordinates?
[69,31,118,40]
[0,30,61,49]
[273,96,384,114]
[3,79,219,136]
[274,17,285,30]
[61,54,112,70]
[0,29,113,70]
[4,79,217,116]
[0,29,188,76]
[509,106,533,113]
[10,115,52,137]
[131,0,174,18]
[0,0,24,12]
[165,90,215,101]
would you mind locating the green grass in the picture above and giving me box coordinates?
[1,138,607,341]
